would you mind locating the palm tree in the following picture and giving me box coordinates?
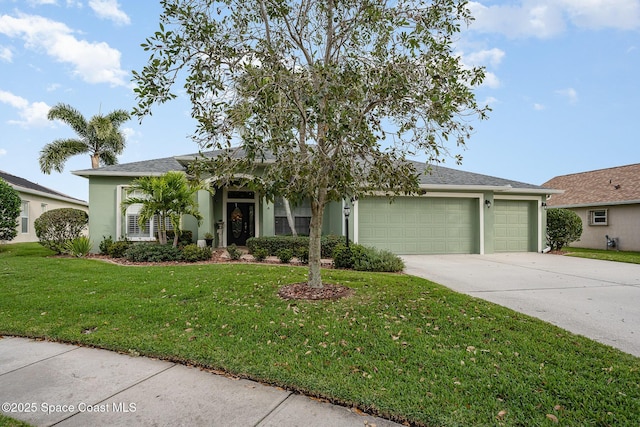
[39,103,130,173]
[121,172,206,246]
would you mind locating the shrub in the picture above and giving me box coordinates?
[125,243,182,262]
[276,248,294,263]
[65,236,93,257]
[99,235,114,255]
[333,243,404,272]
[108,240,131,258]
[181,244,212,262]
[547,208,583,251]
[227,244,242,260]
[332,244,354,269]
[0,178,21,242]
[166,230,193,246]
[246,235,344,258]
[34,208,88,254]
[252,248,269,262]
[353,247,405,272]
[296,246,309,264]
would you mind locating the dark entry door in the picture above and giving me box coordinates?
[227,202,254,246]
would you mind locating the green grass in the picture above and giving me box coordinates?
[1,243,639,426]
[0,414,32,427]
[565,247,640,264]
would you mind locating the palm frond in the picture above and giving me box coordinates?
[39,139,89,174]
[47,104,89,139]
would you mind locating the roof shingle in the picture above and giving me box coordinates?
[542,163,640,207]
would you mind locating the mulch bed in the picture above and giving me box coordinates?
[277,282,354,300]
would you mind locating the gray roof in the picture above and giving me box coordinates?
[0,170,87,204]
[73,149,548,192]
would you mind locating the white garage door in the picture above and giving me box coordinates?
[358,197,479,255]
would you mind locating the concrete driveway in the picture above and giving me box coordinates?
[402,253,640,357]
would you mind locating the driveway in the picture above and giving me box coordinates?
[402,253,640,357]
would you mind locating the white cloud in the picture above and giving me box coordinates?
[27,0,58,5]
[465,48,505,68]
[0,90,52,127]
[556,87,578,104]
[0,46,12,62]
[533,103,545,110]
[0,13,128,86]
[89,0,130,25]
[0,148,7,156]
[46,83,61,91]
[467,0,640,38]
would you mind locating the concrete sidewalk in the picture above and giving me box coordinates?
[403,252,640,357]
[0,336,402,427]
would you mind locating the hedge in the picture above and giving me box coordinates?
[246,235,344,258]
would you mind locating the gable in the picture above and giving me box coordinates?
[543,164,640,207]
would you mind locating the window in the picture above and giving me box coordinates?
[123,189,174,240]
[274,198,311,235]
[589,209,608,226]
[20,201,29,233]
[41,203,48,213]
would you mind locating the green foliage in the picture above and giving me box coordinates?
[353,247,405,273]
[296,246,309,264]
[99,235,114,255]
[246,235,343,258]
[333,243,404,272]
[0,178,21,242]
[181,244,212,262]
[133,0,488,288]
[332,244,355,269]
[121,172,205,246]
[124,243,183,262]
[547,208,583,251]
[39,103,130,173]
[252,248,269,262]
[276,248,294,263]
[34,208,88,254]
[166,230,193,246]
[227,244,242,260]
[64,236,93,257]
[108,240,131,258]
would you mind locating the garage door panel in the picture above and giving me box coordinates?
[358,197,478,255]
[494,200,532,252]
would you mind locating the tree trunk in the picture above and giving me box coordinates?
[91,154,100,169]
[173,231,179,247]
[307,188,327,289]
[282,197,297,236]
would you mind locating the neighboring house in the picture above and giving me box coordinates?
[543,163,640,251]
[73,150,557,255]
[0,170,88,243]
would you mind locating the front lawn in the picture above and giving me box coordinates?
[565,247,640,264]
[1,243,639,426]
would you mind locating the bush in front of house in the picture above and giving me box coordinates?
[181,244,212,262]
[332,243,404,272]
[276,248,294,263]
[252,248,269,262]
[0,177,21,243]
[166,230,193,246]
[124,243,183,262]
[227,243,242,260]
[546,208,583,251]
[65,236,93,257]
[246,234,344,258]
[34,208,88,254]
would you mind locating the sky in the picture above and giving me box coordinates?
[0,0,639,201]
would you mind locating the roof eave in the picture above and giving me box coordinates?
[550,199,640,209]
[72,170,170,178]
[11,184,87,206]
[419,184,559,194]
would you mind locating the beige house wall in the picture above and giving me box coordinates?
[568,204,640,251]
[12,190,88,243]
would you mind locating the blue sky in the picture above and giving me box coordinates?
[0,0,639,201]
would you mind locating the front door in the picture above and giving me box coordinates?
[227,202,254,246]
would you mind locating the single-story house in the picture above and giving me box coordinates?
[0,170,88,243]
[542,163,640,251]
[73,150,558,255]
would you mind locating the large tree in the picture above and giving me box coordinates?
[121,172,206,246]
[0,178,21,242]
[133,0,488,288]
[40,103,130,173]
